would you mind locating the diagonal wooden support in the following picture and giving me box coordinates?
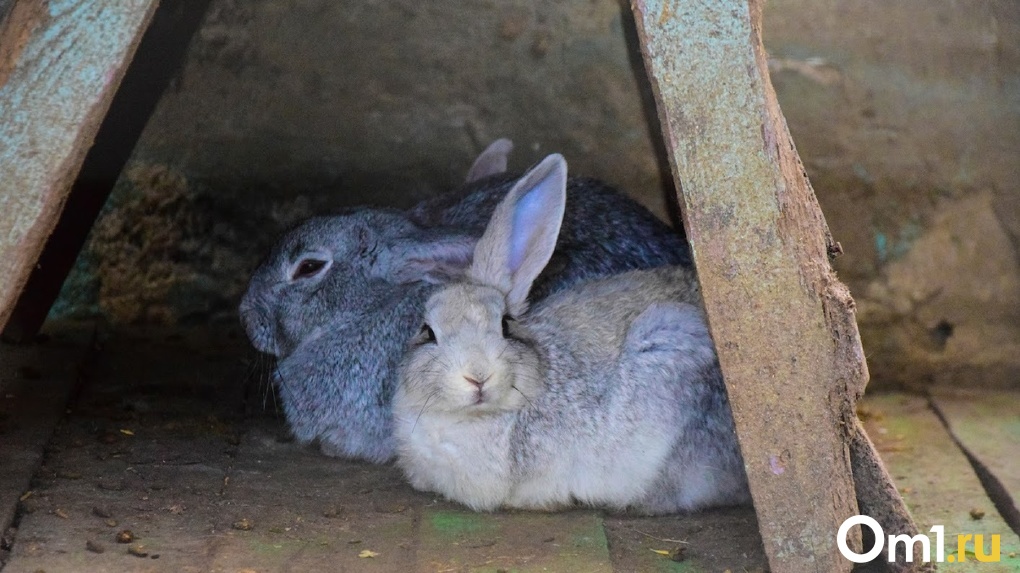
[1,0,213,342]
[630,1,919,571]
[0,0,160,332]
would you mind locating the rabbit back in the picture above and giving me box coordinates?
[412,175,692,300]
[516,267,745,513]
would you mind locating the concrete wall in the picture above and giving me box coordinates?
[57,0,1020,389]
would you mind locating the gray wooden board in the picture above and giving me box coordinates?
[603,508,767,572]
[2,326,248,573]
[630,1,865,569]
[930,390,1020,512]
[0,0,157,328]
[0,1,14,26]
[0,325,90,560]
[861,393,1020,570]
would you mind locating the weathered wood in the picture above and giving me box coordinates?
[630,1,884,570]
[0,327,92,554]
[862,394,1020,571]
[930,390,1020,534]
[0,0,44,89]
[2,0,215,343]
[849,418,926,572]
[0,0,159,331]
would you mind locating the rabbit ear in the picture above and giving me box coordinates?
[469,154,567,313]
[465,138,514,183]
[375,231,477,285]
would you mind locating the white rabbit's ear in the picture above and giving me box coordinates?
[465,138,514,183]
[376,232,477,285]
[469,154,567,313]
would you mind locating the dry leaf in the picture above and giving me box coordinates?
[358,549,379,558]
[119,429,135,436]
[650,549,671,556]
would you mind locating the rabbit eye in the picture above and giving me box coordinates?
[293,259,327,280]
[501,315,514,338]
[420,324,437,344]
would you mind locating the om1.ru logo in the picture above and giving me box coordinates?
[838,515,1001,563]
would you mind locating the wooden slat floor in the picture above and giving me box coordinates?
[1,323,1017,572]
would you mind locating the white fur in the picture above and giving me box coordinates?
[392,155,750,514]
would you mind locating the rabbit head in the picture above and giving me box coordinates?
[239,209,476,358]
[399,154,567,416]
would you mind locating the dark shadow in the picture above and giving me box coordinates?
[616,0,688,238]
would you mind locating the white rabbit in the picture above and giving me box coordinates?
[393,154,750,514]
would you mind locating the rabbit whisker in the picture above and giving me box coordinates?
[424,351,452,372]
[411,389,441,435]
[495,342,511,361]
[511,385,534,406]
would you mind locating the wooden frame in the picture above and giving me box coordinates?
[631,0,919,570]
[0,1,919,570]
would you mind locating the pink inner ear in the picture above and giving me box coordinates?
[467,138,513,182]
[508,180,557,273]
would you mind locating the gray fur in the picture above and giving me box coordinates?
[393,155,749,514]
[240,140,692,462]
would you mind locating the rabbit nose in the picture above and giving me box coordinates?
[463,375,489,388]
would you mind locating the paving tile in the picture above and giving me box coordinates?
[206,420,422,573]
[603,507,766,573]
[930,389,1020,511]
[861,393,1020,571]
[416,504,611,573]
[0,326,91,565]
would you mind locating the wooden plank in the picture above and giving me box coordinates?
[206,420,421,573]
[603,508,767,572]
[2,0,215,343]
[416,507,612,573]
[0,0,159,331]
[0,0,44,89]
[930,390,1020,531]
[849,418,928,572]
[861,394,1020,570]
[0,326,91,564]
[630,1,876,570]
[3,326,248,573]
[3,326,774,572]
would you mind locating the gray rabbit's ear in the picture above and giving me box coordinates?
[469,154,567,313]
[465,138,514,183]
[376,232,477,285]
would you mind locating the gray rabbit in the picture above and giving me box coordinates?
[394,154,749,513]
[240,140,692,462]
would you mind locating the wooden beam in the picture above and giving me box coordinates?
[0,0,159,331]
[630,0,883,569]
[1,0,214,342]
